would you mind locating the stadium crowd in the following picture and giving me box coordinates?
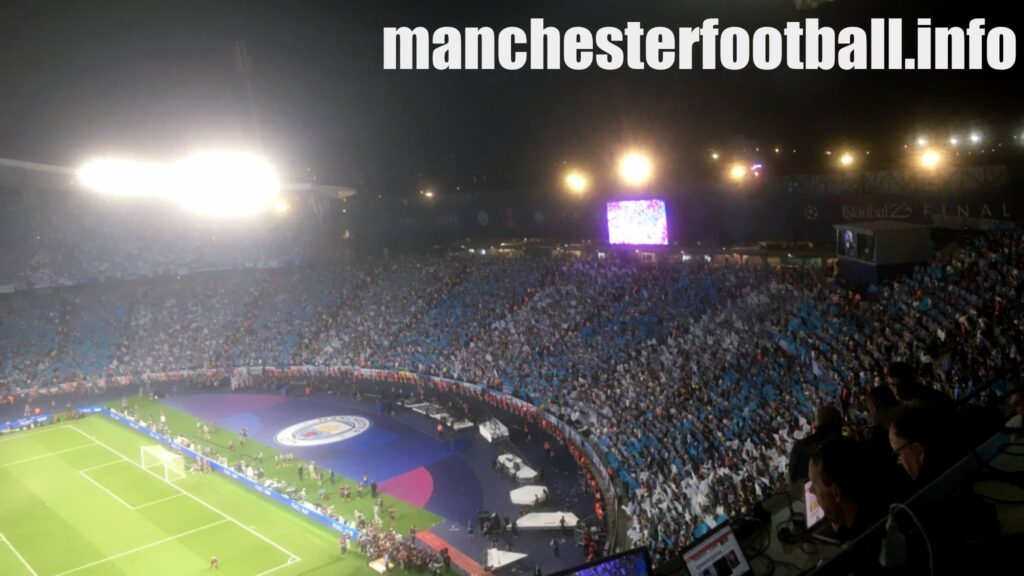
[2,226,1023,568]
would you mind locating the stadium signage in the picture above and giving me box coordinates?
[275,415,371,447]
[0,413,51,433]
[840,201,1011,221]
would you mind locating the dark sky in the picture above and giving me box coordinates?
[0,0,1019,197]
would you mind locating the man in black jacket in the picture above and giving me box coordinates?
[808,437,886,543]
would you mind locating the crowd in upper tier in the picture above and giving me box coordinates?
[0,190,319,289]
[2,225,1022,566]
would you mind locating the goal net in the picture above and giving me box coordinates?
[141,445,187,482]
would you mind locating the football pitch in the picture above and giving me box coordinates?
[0,414,422,576]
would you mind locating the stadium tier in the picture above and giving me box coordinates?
[2,228,1023,574]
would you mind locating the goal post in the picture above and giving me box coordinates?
[141,445,186,482]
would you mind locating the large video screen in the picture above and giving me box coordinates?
[607,199,668,246]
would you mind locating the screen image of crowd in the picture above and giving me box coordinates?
[2,220,1023,571]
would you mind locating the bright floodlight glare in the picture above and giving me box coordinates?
[564,171,589,194]
[728,163,747,182]
[949,136,959,146]
[78,151,281,218]
[173,151,281,218]
[839,152,855,168]
[77,158,173,198]
[970,132,982,144]
[919,149,943,170]
[273,199,291,214]
[618,152,653,187]
[711,152,720,161]
[917,137,928,147]
[424,190,435,198]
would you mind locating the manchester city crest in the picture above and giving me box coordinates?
[275,416,371,446]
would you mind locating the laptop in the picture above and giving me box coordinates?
[682,522,752,576]
[804,480,841,544]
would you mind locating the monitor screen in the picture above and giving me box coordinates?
[682,523,751,576]
[607,199,669,246]
[805,480,825,529]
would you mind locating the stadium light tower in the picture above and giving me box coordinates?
[918,148,944,171]
[234,40,264,151]
[727,163,747,183]
[839,152,856,169]
[618,152,653,188]
[77,150,282,218]
[564,170,589,195]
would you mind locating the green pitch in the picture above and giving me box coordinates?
[0,410,440,576]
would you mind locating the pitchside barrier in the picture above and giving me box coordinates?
[0,412,53,433]
[77,405,361,539]
[10,364,617,551]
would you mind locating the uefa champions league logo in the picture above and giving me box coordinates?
[275,416,371,446]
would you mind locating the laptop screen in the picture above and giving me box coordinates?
[804,480,825,529]
[682,523,751,576]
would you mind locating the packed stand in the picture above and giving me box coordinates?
[1,230,1023,569]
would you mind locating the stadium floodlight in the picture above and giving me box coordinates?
[618,152,653,187]
[918,148,944,170]
[77,158,173,198]
[839,152,856,169]
[423,190,435,198]
[710,152,720,161]
[77,150,282,218]
[969,132,982,144]
[173,151,280,218]
[728,163,747,182]
[273,198,291,214]
[916,136,928,147]
[564,170,589,195]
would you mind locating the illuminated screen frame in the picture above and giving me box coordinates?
[606,199,669,246]
[681,522,751,576]
[805,480,825,529]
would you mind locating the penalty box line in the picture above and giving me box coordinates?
[67,425,301,565]
[78,459,186,510]
[50,519,230,576]
[0,425,72,444]
[0,442,98,469]
[0,533,38,576]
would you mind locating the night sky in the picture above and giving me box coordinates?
[0,0,1019,198]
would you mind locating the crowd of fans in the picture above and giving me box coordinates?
[2,227,1023,569]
